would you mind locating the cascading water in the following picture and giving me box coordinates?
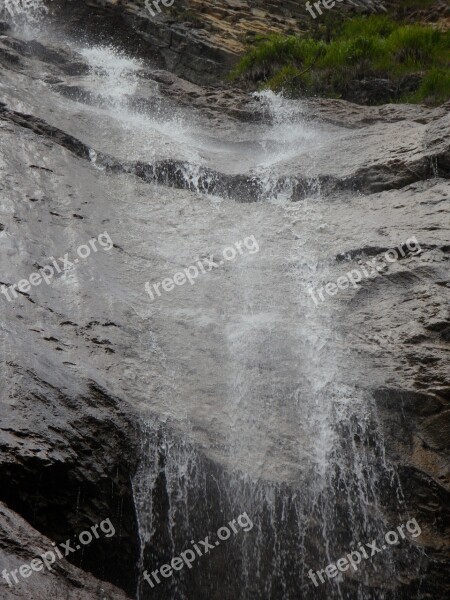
[1,7,430,598]
[74,44,206,167]
[1,0,47,29]
[67,40,423,600]
[125,89,420,599]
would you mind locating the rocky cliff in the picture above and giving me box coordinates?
[45,0,450,87]
[45,0,390,85]
[0,2,449,600]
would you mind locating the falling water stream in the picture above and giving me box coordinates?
[75,46,409,600]
[1,0,47,29]
[1,4,427,599]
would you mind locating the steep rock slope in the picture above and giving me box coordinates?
[45,0,389,85]
[0,5,449,600]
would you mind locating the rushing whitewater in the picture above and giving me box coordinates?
[67,43,417,600]
[0,4,444,600]
[1,0,47,25]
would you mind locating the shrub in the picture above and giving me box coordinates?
[388,25,444,66]
[345,36,386,64]
[229,16,450,105]
[266,65,303,92]
[229,36,325,81]
[340,15,396,39]
[408,68,450,104]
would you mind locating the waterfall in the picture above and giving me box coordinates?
[69,44,421,599]
[1,0,47,26]
[1,12,430,596]
[107,83,417,598]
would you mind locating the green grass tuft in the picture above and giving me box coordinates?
[229,15,450,106]
[339,15,397,39]
[407,67,450,104]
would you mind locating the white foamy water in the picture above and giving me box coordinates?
[79,46,142,109]
[2,0,47,25]
[77,44,204,164]
[67,48,404,597]
[0,20,420,595]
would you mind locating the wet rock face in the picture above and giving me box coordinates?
[45,0,389,86]
[46,0,450,108]
[343,74,423,105]
[0,501,130,599]
[0,7,449,600]
[0,369,141,596]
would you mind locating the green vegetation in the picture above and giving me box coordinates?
[408,67,450,104]
[229,16,450,105]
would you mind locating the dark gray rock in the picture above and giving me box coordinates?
[0,501,132,599]
[0,368,141,595]
[0,9,448,600]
